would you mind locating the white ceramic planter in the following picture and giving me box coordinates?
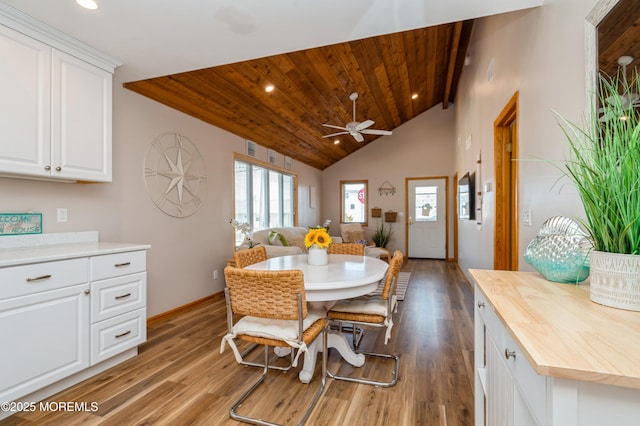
[307,247,328,266]
[589,251,640,311]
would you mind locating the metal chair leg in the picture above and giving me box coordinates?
[240,343,295,371]
[327,320,399,388]
[229,328,328,426]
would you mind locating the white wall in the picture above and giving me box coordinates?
[453,0,600,278]
[0,73,322,317]
[322,107,456,257]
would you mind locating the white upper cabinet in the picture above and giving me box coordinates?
[0,4,119,182]
[51,49,112,182]
[0,25,51,177]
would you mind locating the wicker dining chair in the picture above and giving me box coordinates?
[326,250,403,387]
[232,245,296,371]
[221,266,327,425]
[327,243,365,255]
[233,245,267,268]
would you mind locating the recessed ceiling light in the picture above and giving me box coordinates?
[76,0,98,10]
[334,140,340,145]
[265,84,275,93]
[411,93,418,100]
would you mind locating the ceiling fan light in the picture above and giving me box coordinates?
[75,0,98,10]
[411,93,418,99]
[265,84,275,93]
[334,140,340,144]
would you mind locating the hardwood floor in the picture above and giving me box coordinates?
[1,259,475,426]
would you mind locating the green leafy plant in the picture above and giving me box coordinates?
[372,222,392,248]
[554,70,640,254]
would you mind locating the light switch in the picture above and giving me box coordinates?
[57,208,67,223]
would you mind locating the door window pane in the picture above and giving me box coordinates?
[415,185,437,221]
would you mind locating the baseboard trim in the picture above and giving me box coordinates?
[147,291,224,326]
[455,262,474,291]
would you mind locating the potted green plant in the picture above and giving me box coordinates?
[555,68,640,311]
[372,222,392,248]
[422,203,432,216]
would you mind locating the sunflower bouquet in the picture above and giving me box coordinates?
[304,227,332,249]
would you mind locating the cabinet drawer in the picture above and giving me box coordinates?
[475,288,499,340]
[91,272,146,322]
[0,258,88,300]
[90,250,146,281]
[499,319,546,425]
[91,307,146,365]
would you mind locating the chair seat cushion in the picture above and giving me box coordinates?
[329,295,388,316]
[234,310,324,342]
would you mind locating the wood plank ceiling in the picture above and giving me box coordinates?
[598,0,640,78]
[124,21,474,170]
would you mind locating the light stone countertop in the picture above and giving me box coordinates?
[0,232,150,268]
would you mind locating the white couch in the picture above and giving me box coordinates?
[238,227,307,258]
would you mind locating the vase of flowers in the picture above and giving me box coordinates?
[304,227,332,266]
[230,219,258,248]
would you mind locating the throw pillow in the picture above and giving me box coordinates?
[287,236,306,251]
[268,230,289,246]
[348,230,365,244]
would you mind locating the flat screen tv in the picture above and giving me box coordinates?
[458,172,475,220]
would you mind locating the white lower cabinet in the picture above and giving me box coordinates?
[0,247,147,415]
[477,285,540,426]
[0,259,90,403]
[475,282,640,426]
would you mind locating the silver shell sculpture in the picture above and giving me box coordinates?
[524,216,592,283]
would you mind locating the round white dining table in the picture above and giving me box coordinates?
[245,253,389,383]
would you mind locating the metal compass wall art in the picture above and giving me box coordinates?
[144,132,207,218]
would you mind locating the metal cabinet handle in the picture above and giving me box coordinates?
[55,166,61,172]
[44,165,51,171]
[85,289,91,295]
[115,262,131,267]
[505,348,516,360]
[115,293,131,300]
[477,301,485,308]
[115,330,131,339]
[26,274,52,282]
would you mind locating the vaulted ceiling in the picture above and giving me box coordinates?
[1,1,546,170]
[597,0,640,78]
[124,21,474,170]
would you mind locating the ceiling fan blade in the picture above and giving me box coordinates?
[322,131,349,138]
[322,123,349,131]
[355,119,374,131]
[352,132,364,142]
[361,129,393,136]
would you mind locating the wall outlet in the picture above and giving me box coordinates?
[213,269,218,280]
[57,208,67,223]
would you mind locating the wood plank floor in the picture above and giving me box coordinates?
[1,259,475,426]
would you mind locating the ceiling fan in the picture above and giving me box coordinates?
[322,92,392,142]
[598,55,640,122]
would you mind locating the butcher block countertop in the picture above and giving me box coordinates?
[469,269,640,390]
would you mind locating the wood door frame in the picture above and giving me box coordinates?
[493,92,519,270]
[405,176,449,259]
[453,172,458,263]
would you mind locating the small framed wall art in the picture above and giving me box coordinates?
[0,213,42,236]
